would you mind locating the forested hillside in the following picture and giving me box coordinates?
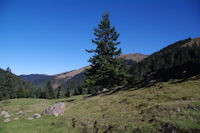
[0,68,40,100]
[20,74,55,88]
[130,37,200,85]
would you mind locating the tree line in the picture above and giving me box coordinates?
[38,80,84,99]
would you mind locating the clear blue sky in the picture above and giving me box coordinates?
[0,0,199,75]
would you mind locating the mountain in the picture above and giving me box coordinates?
[20,36,200,90]
[51,66,90,89]
[118,53,149,63]
[20,74,55,88]
[130,37,200,85]
[20,53,148,89]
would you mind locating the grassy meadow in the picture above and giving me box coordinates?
[0,75,200,133]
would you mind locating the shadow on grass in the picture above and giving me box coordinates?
[85,85,128,98]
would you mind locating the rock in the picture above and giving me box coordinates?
[164,123,177,133]
[27,117,33,120]
[4,118,11,123]
[4,114,11,118]
[13,117,19,121]
[34,113,41,119]
[148,100,152,104]
[17,110,23,115]
[53,113,59,117]
[23,112,27,117]
[102,88,109,92]
[187,105,198,111]
[98,88,109,93]
[119,99,128,104]
[1,111,8,117]
[42,102,65,116]
[1,111,11,118]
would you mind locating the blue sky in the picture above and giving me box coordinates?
[0,0,199,75]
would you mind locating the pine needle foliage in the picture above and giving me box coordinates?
[84,13,129,92]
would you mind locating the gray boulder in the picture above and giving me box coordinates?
[23,112,27,117]
[34,113,41,119]
[16,110,23,115]
[177,108,181,112]
[4,118,11,123]
[13,117,19,121]
[1,111,8,117]
[42,102,65,116]
[4,114,11,118]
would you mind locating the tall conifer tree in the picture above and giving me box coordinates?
[84,13,128,92]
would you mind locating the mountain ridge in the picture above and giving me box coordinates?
[19,37,200,89]
[20,53,148,89]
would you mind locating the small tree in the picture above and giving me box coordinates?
[46,81,55,99]
[84,13,129,93]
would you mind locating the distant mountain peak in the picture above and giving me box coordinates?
[118,53,149,62]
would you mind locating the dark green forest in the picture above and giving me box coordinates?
[0,68,40,100]
[130,38,200,85]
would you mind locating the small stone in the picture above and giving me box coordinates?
[102,88,109,92]
[148,100,152,104]
[27,117,33,120]
[4,118,11,123]
[4,114,11,118]
[53,113,58,117]
[1,111,8,117]
[164,123,177,133]
[23,112,27,117]
[13,117,19,121]
[34,113,41,119]
[17,111,23,115]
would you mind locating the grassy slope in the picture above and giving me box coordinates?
[0,76,200,133]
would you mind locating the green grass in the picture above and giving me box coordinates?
[0,76,200,133]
